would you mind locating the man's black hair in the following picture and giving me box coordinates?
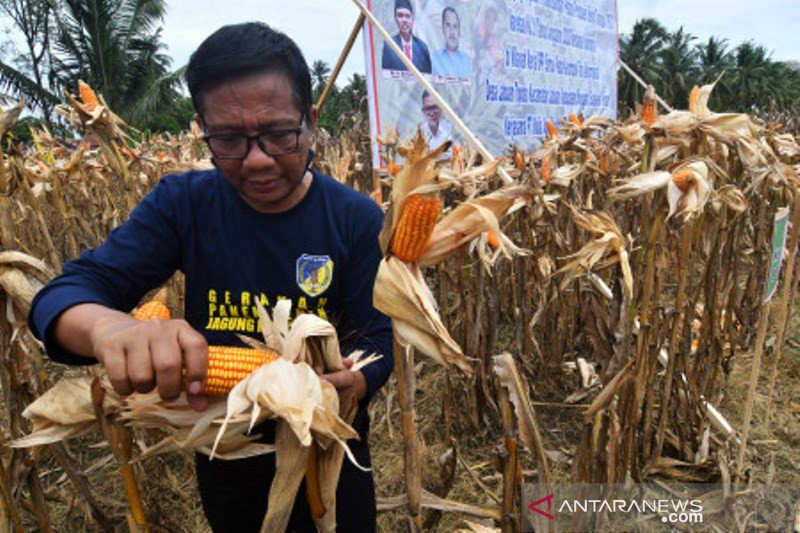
[442,6,459,26]
[421,90,430,103]
[394,0,413,14]
[185,22,312,117]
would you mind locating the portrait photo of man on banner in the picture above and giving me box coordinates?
[381,0,432,73]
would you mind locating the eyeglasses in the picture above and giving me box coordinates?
[203,115,305,160]
[422,105,440,113]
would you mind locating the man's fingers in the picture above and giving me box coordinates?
[178,323,208,394]
[187,392,210,412]
[151,329,184,401]
[101,349,133,396]
[126,340,156,394]
[320,369,356,390]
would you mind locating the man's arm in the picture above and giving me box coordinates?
[29,174,210,409]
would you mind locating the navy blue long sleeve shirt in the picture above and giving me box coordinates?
[29,168,394,401]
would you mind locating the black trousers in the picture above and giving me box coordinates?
[195,407,376,532]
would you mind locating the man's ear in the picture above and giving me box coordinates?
[308,105,319,129]
[193,114,205,132]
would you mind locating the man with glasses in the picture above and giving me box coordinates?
[28,22,392,532]
[421,90,452,157]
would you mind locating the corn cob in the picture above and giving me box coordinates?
[132,300,170,321]
[514,152,524,171]
[671,168,695,193]
[486,229,501,250]
[641,85,657,126]
[688,85,700,114]
[78,80,100,111]
[132,295,277,395]
[541,155,552,183]
[387,161,402,175]
[545,119,558,139]
[202,346,278,395]
[391,194,442,262]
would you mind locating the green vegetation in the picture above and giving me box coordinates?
[0,0,184,133]
[619,18,800,117]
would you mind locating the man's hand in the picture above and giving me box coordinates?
[56,303,210,411]
[320,358,367,414]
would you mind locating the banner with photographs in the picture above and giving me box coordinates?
[362,0,619,167]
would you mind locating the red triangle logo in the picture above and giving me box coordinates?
[527,493,555,520]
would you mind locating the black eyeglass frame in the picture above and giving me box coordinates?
[202,114,306,160]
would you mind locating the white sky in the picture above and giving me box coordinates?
[159,0,800,88]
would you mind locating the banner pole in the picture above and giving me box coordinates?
[352,0,513,184]
[316,12,367,113]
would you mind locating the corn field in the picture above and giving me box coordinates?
[0,81,798,532]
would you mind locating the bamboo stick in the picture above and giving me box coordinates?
[498,387,520,533]
[735,298,771,479]
[394,340,422,531]
[90,379,148,530]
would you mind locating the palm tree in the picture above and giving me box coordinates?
[311,60,331,94]
[50,0,181,128]
[659,27,697,108]
[618,18,668,116]
[0,0,181,130]
[730,42,773,113]
[0,0,59,125]
[696,37,732,109]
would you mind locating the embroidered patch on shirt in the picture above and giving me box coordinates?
[296,254,334,297]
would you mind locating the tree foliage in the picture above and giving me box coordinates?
[0,0,183,132]
[619,18,800,117]
[311,61,367,133]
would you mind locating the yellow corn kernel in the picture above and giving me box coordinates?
[78,80,100,111]
[391,194,442,263]
[201,346,279,395]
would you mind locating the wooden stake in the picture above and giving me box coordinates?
[350,0,513,184]
[394,340,422,531]
[90,379,148,531]
[315,12,366,114]
[735,299,771,479]
[498,387,520,533]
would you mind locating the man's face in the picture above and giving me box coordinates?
[198,70,316,213]
[422,96,441,130]
[442,11,460,52]
[395,8,414,41]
